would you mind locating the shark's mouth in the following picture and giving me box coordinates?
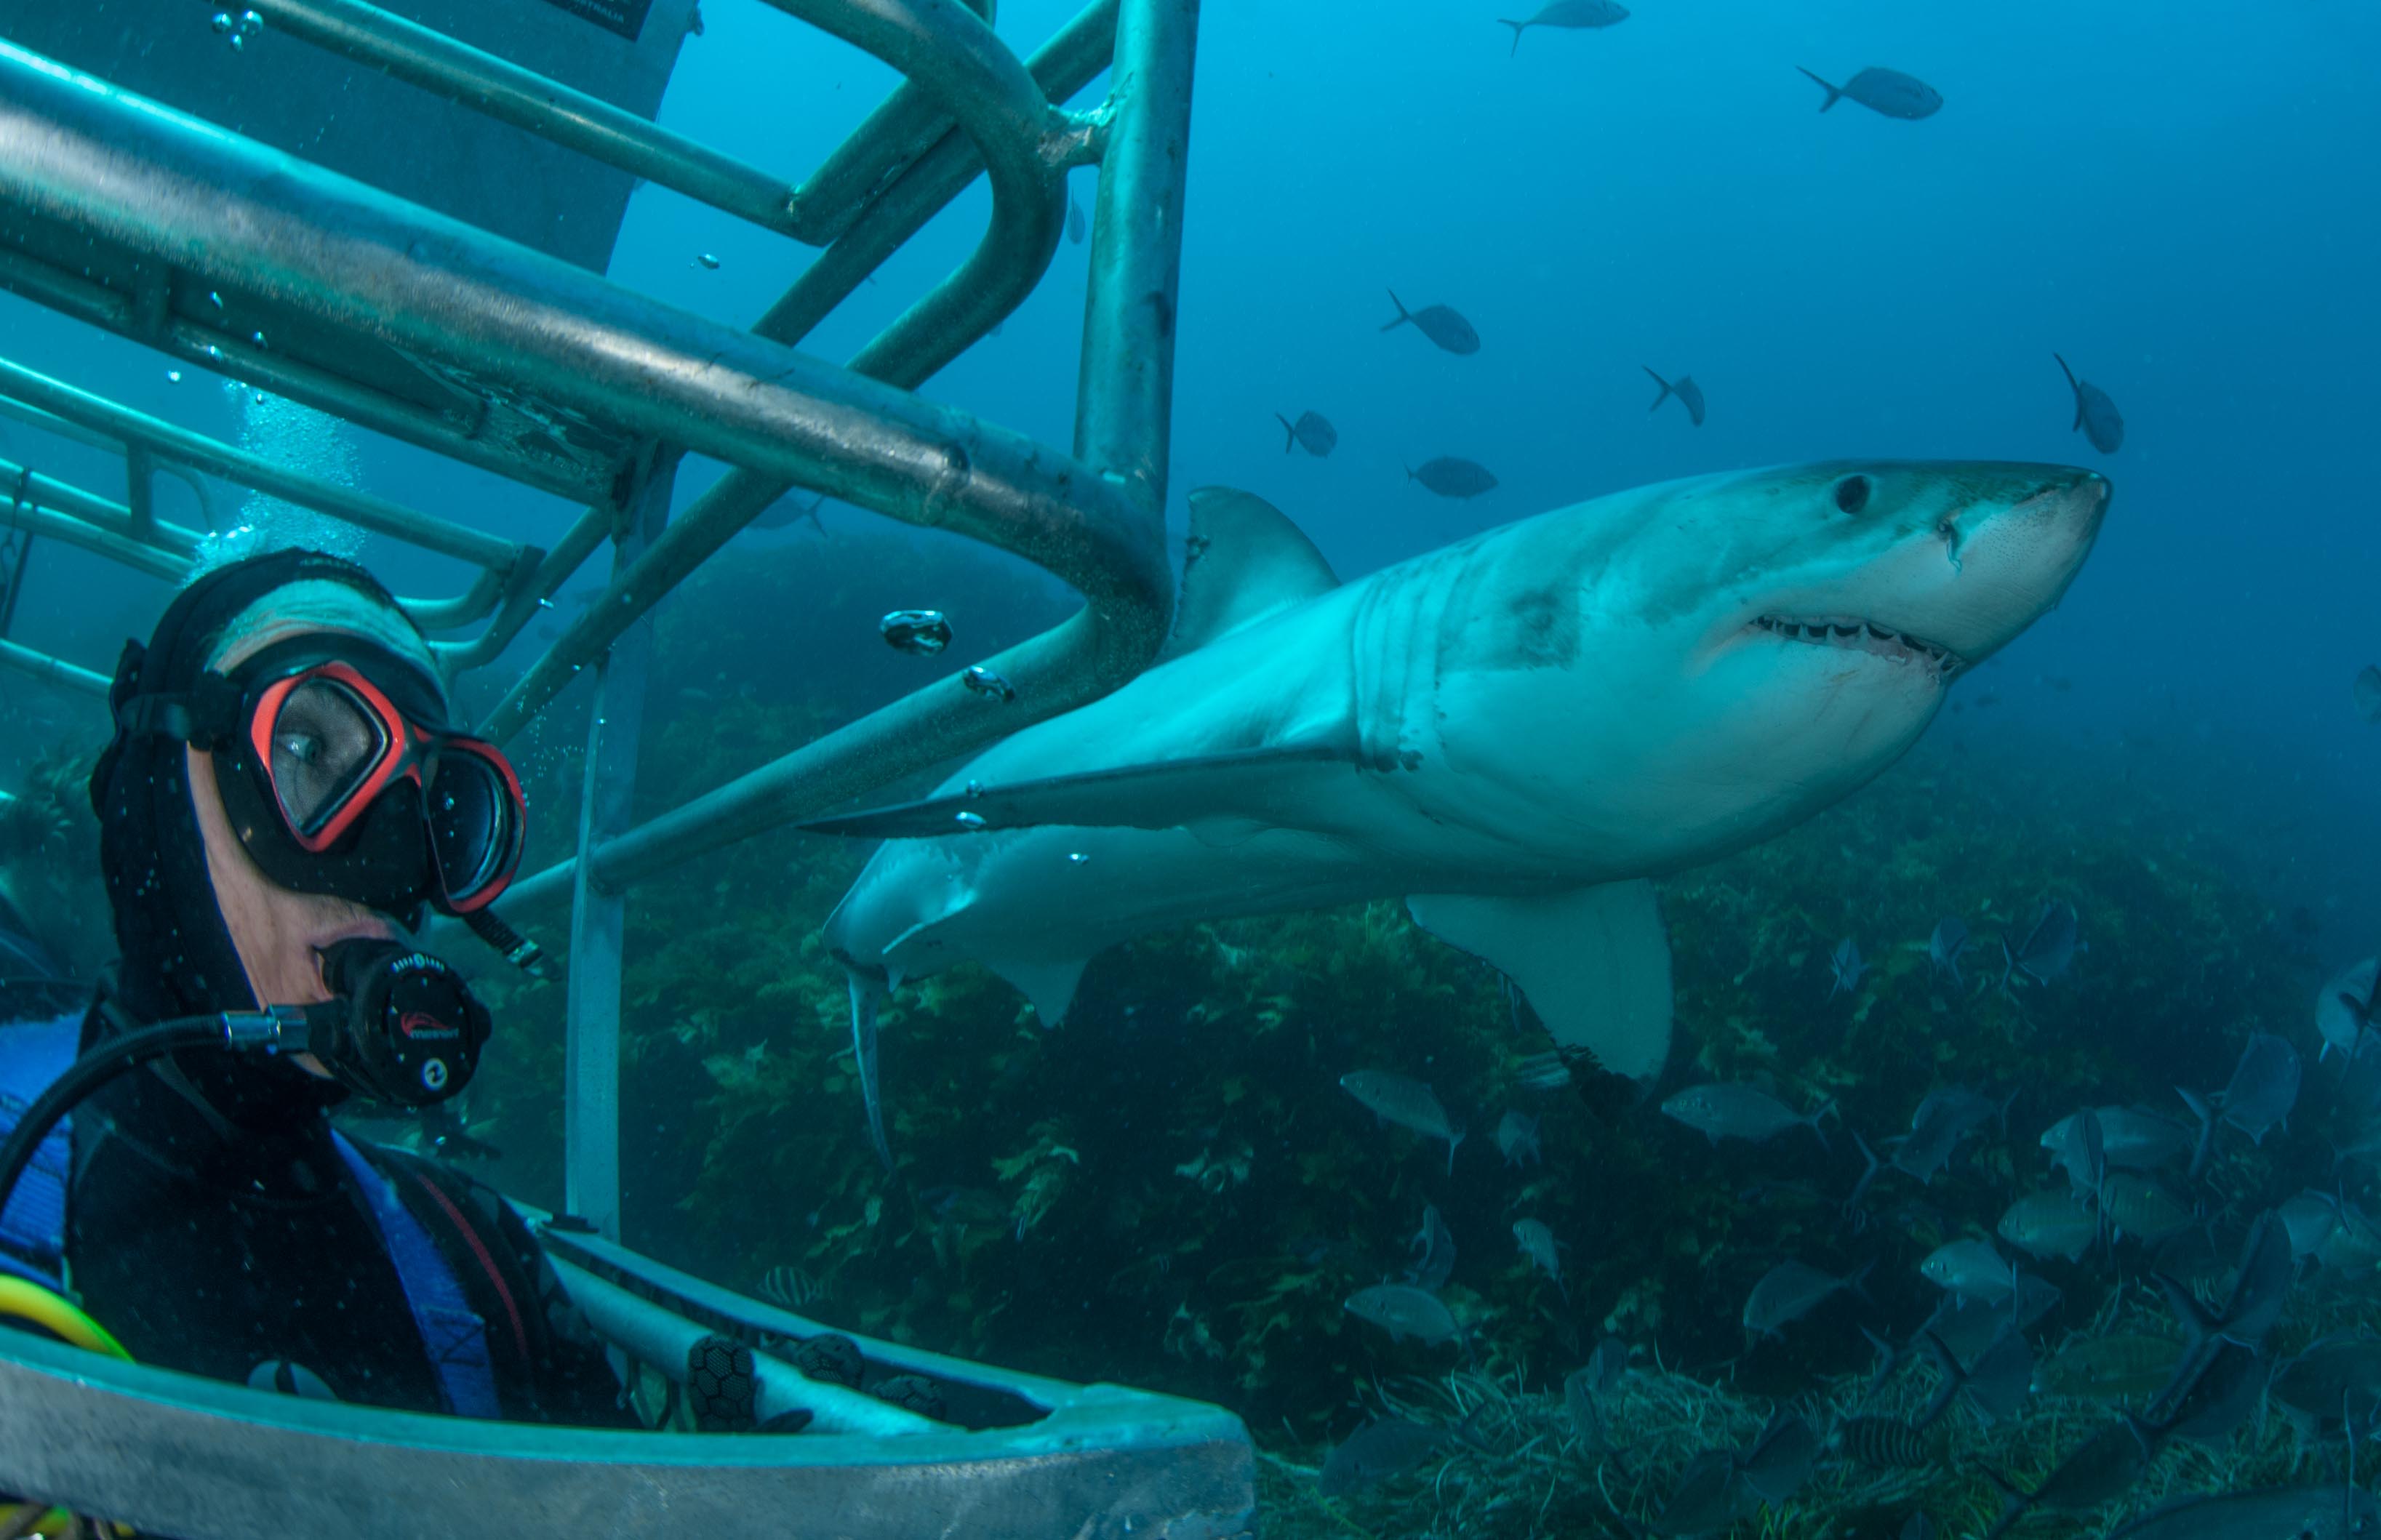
[1750,614,1961,674]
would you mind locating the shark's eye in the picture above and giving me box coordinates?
[1833,475,1873,515]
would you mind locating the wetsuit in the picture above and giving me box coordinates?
[51,1007,630,1424]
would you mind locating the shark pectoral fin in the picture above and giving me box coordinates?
[986,956,1089,1028]
[1407,881,1674,1083]
[800,739,1361,840]
[1159,487,1341,662]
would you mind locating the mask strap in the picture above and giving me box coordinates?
[462,908,548,980]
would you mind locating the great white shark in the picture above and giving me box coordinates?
[815,461,2110,1162]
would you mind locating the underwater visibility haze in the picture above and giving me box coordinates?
[1,0,2379,1535]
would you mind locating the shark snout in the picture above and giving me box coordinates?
[1902,465,2109,665]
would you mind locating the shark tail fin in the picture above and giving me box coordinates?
[1498,19,1525,54]
[1276,412,1297,452]
[1446,1123,1468,1176]
[1803,1096,1835,1152]
[847,974,892,1171]
[2177,1086,2217,1179]
[1642,365,1674,412]
[1380,289,1412,332]
[1796,66,1844,111]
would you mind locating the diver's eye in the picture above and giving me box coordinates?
[1833,475,1872,515]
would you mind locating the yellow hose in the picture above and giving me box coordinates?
[0,1280,130,1362]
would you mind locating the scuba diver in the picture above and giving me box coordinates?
[0,548,641,1424]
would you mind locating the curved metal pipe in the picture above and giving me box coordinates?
[476,0,1134,745]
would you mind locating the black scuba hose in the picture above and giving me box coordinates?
[0,1011,300,1224]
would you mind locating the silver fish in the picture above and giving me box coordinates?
[1318,1418,1450,1495]
[1928,917,1969,985]
[1644,366,1705,427]
[1828,936,1865,998]
[2182,1032,2301,1156]
[2108,1485,2379,1540]
[1743,1258,1870,1341]
[1275,410,1337,457]
[1998,1190,2097,1262]
[1340,1070,1466,1172]
[2054,354,2125,455]
[1662,1083,1831,1149]
[1513,1219,1566,1301]
[1343,1284,1462,1346]
[1919,1323,2032,1426]
[1918,1238,2017,1307]
[1494,1110,1542,1167]
[2276,1190,2343,1260]
[1797,65,1944,121]
[2156,1342,2269,1448]
[1405,1203,1456,1291]
[2270,1335,2381,1429]
[1987,1418,2153,1533]
[2042,1106,2193,1181]
[1379,290,1479,354]
[1497,0,1628,55]
[1406,457,1498,500]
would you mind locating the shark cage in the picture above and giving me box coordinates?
[0,0,1250,1533]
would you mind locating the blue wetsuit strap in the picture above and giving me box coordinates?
[0,1013,87,1287]
[330,1131,500,1419]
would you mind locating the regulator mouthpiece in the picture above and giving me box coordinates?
[309,939,491,1106]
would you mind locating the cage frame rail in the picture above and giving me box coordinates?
[0,4,1217,1524]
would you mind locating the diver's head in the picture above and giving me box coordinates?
[90,550,526,1025]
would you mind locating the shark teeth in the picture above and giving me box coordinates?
[1752,614,1959,673]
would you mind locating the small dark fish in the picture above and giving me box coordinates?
[2108,1486,2380,1540]
[1832,1416,1937,1469]
[1497,0,1628,55]
[1276,410,1337,457]
[1921,1325,2033,1427]
[1562,1364,1604,1450]
[2316,957,2378,1060]
[2182,1032,2301,1156]
[1985,1418,2156,1538]
[2034,1334,2184,1401]
[1662,1083,1831,1148]
[1406,457,1498,500]
[1340,1070,1466,1171]
[2054,354,2125,455]
[1892,1086,2004,1185]
[961,665,1016,702]
[2270,1334,2381,1429]
[2010,899,2081,985]
[751,491,830,533]
[2356,665,2381,724]
[1743,1257,1870,1341]
[2156,1342,2270,1448]
[1513,1219,1566,1301]
[1380,290,1480,355]
[2099,1173,2198,1243]
[1928,918,1969,985]
[1797,65,1944,121]
[1344,1283,1462,1346]
[879,609,953,656]
[1643,366,1706,427]
[1649,1449,1753,1537]
[1735,1412,1819,1503]
[1065,194,1085,246]
[1494,1109,1542,1167]
[1998,1190,2097,1263]
[1405,1203,1456,1291]
[1318,1418,1451,1495]
[1827,937,1865,998]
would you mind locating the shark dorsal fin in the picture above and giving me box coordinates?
[1163,487,1339,660]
